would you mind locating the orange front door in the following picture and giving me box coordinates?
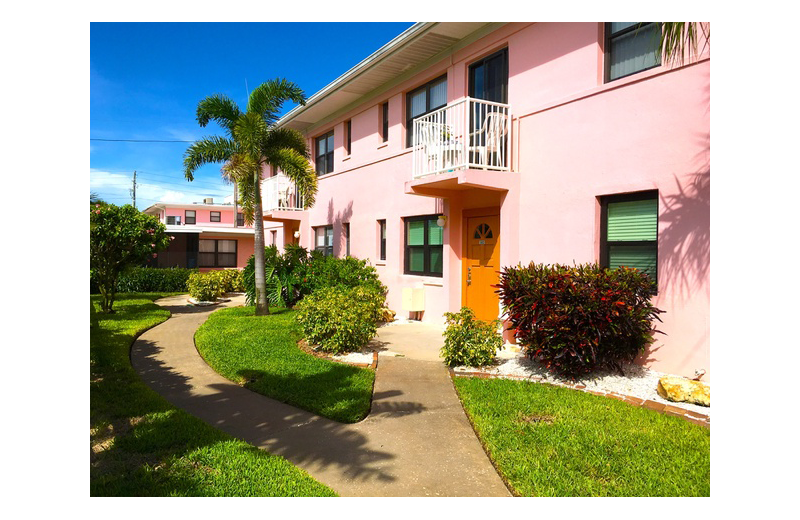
[463,213,501,322]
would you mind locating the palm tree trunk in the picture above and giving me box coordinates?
[253,168,270,315]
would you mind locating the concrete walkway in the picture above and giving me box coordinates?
[131,295,510,497]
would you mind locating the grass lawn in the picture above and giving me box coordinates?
[90,293,336,497]
[194,306,375,423]
[453,377,710,497]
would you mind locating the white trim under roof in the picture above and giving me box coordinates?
[277,22,500,132]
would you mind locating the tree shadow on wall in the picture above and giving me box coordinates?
[658,169,710,303]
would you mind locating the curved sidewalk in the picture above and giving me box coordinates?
[131,295,510,497]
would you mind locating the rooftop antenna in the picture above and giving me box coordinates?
[245,78,250,101]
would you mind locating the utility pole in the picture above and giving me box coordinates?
[130,170,137,209]
[233,182,238,227]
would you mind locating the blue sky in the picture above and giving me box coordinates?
[90,22,414,209]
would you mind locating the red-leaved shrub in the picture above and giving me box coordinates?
[496,262,664,378]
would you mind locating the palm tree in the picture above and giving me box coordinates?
[184,78,318,315]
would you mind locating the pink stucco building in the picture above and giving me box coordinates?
[264,22,710,380]
[143,198,256,270]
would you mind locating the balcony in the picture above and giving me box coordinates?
[412,97,511,179]
[263,173,305,212]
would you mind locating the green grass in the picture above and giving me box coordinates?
[194,306,375,423]
[453,377,710,497]
[90,293,336,497]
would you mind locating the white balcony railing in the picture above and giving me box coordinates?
[263,173,305,212]
[412,97,511,179]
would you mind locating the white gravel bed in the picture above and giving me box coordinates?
[330,351,374,365]
[453,349,710,417]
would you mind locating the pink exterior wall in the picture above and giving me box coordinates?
[163,206,252,228]
[276,23,710,381]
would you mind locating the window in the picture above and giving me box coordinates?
[185,210,196,225]
[344,223,350,257]
[270,229,277,246]
[605,22,661,82]
[314,225,334,256]
[468,48,508,103]
[404,215,443,277]
[315,130,335,175]
[210,211,221,222]
[600,191,658,284]
[345,120,352,156]
[406,75,447,147]
[381,102,389,143]
[166,215,179,225]
[199,239,237,268]
[236,212,244,227]
[378,219,386,261]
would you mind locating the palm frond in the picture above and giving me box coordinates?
[660,22,709,66]
[196,94,242,132]
[233,112,269,159]
[271,148,318,209]
[248,78,306,125]
[264,127,309,158]
[183,136,237,180]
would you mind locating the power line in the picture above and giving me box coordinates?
[90,138,196,143]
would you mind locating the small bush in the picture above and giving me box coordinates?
[187,272,225,302]
[441,307,504,367]
[295,286,385,354]
[497,262,663,378]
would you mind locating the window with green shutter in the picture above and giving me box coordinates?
[601,191,658,283]
[404,215,443,277]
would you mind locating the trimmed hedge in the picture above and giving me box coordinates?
[497,262,663,378]
[91,267,197,294]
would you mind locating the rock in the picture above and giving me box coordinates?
[657,376,710,407]
[380,308,397,322]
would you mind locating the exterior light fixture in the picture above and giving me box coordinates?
[436,215,447,227]
[293,230,301,239]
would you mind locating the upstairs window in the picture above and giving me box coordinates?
[605,22,661,82]
[315,130,335,175]
[166,215,181,225]
[236,212,244,227]
[210,211,221,222]
[600,191,658,285]
[381,102,389,143]
[406,75,447,147]
[345,120,352,156]
[185,210,196,225]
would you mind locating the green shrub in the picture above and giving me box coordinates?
[441,307,504,367]
[243,245,386,308]
[115,267,197,293]
[295,286,385,354]
[207,269,245,293]
[497,262,664,378]
[187,272,225,302]
[304,254,386,295]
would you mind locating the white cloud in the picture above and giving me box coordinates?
[90,169,229,208]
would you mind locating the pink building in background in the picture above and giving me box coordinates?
[264,22,709,380]
[143,198,255,270]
